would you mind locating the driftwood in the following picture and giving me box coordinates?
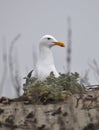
[75,94,99,109]
[0,95,32,105]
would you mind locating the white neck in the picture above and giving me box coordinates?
[39,46,54,65]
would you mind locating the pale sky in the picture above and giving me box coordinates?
[0,0,99,97]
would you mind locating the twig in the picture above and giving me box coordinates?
[0,37,7,96]
[9,34,21,96]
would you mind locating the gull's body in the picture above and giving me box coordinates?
[33,35,65,80]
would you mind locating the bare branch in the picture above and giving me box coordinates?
[9,34,21,96]
[0,37,7,96]
[88,59,99,82]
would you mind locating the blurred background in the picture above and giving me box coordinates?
[0,0,99,98]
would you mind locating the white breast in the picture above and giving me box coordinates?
[34,62,59,80]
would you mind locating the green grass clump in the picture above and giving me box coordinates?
[23,72,85,104]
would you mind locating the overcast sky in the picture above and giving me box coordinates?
[0,0,99,97]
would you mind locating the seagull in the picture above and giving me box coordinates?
[32,35,65,80]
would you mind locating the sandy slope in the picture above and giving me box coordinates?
[0,92,99,130]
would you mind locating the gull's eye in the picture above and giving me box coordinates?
[47,37,51,40]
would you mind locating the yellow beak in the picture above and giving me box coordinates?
[54,41,65,47]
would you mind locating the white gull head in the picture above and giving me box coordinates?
[33,35,65,80]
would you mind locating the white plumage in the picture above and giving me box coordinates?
[33,35,65,80]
